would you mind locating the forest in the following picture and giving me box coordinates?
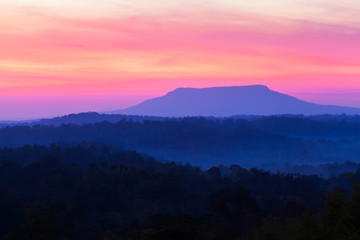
[1,116,360,239]
[0,144,359,239]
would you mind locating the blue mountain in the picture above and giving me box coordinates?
[110,85,360,116]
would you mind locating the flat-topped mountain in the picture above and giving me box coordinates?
[111,85,360,116]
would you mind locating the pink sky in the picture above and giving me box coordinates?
[0,0,360,119]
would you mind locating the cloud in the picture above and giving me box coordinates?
[0,1,359,118]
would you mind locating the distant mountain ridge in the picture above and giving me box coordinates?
[110,85,360,116]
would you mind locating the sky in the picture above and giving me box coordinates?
[0,0,360,119]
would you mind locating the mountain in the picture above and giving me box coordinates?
[110,85,360,116]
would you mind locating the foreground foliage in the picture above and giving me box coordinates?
[0,144,359,239]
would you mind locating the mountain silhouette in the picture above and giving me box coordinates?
[110,85,360,116]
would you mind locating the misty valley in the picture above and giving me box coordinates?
[1,114,360,239]
[1,114,360,175]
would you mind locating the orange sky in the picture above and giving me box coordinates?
[0,0,360,119]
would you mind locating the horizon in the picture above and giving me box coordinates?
[1,0,360,119]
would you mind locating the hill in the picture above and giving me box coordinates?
[111,85,360,116]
